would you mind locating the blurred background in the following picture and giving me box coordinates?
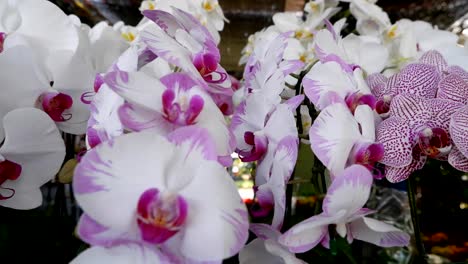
[0,0,467,263]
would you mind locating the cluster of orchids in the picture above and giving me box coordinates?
[1,0,468,262]
[235,0,468,262]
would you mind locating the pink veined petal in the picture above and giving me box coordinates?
[448,147,468,172]
[448,65,468,83]
[437,73,468,105]
[388,94,428,122]
[70,243,169,264]
[418,50,448,72]
[322,165,373,217]
[426,98,463,131]
[310,103,362,175]
[348,217,410,247]
[450,106,468,158]
[366,73,388,99]
[385,152,427,183]
[278,211,346,253]
[0,108,65,210]
[376,117,413,168]
[394,63,440,99]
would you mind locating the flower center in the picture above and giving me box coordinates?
[345,92,377,113]
[0,159,22,200]
[0,32,6,53]
[137,188,188,244]
[162,89,204,125]
[375,95,392,116]
[193,53,218,76]
[295,29,313,39]
[202,0,217,12]
[40,92,73,122]
[417,127,451,158]
[121,32,136,42]
[352,142,384,169]
[238,131,268,162]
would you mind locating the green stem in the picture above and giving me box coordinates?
[407,176,427,263]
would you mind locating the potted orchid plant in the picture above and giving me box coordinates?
[0,0,467,263]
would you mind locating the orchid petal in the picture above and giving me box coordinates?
[310,103,361,174]
[450,106,468,158]
[394,63,440,99]
[349,217,410,247]
[385,153,427,183]
[437,73,468,105]
[448,147,468,172]
[0,108,65,209]
[322,165,373,217]
[376,117,413,167]
[419,50,448,72]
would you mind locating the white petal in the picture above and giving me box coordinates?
[349,217,410,247]
[322,165,373,217]
[0,108,65,209]
[310,104,362,175]
[70,244,168,264]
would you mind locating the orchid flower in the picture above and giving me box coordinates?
[341,0,391,37]
[141,8,232,96]
[0,108,65,209]
[279,165,410,252]
[377,94,463,182]
[303,60,375,111]
[239,26,281,66]
[0,0,78,79]
[313,26,389,74]
[239,224,306,264]
[0,44,89,135]
[310,103,383,177]
[73,127,248,263]
[104,70,234,165]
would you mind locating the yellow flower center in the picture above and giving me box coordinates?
[122,32,136,42]
[387,25,398,39]
[295,29,313,39]
[309,2,319,13]
[148,2,155,10]
[202,0,217,12]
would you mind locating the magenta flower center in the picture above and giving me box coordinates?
[0,32,6,53]
[238,131,268,162]
[345,92,376,113]
[0,159,22,200]
[193,53,217,76]
[162,89,204,125]
[375,95,392,115]
[40,92,73,122]
[417,127,451,158]
[137,188,188,244]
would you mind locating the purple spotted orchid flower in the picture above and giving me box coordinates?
[310,103,384,178]
[0,108,65,209]
[103,69,234,166]
[239,224,306,264]
[377,94,463,182]
[449,106,468,171]
[72,127,248,263]
[141,8,232,97]
[278,165,410,252]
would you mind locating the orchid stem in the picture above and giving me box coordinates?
[407,176,427,263]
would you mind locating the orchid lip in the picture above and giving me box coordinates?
[0,32,6,53]
[0,159,22,200]
[417,127,451,158]
[162,89,204,125]
[40,92,73,122]
[137,188,188,244]
[345,93,376,113]
[239,131,268,162]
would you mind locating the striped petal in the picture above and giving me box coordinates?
[394,63,440,99]
[376,117,412,167]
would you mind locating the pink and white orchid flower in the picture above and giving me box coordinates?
[104,69,234,165]
[310,103,383,177]
[0,108,65,210]
[141,8,232,96]
[449,105,468,172]
[73,127,248,263]
[278,165,410,252]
